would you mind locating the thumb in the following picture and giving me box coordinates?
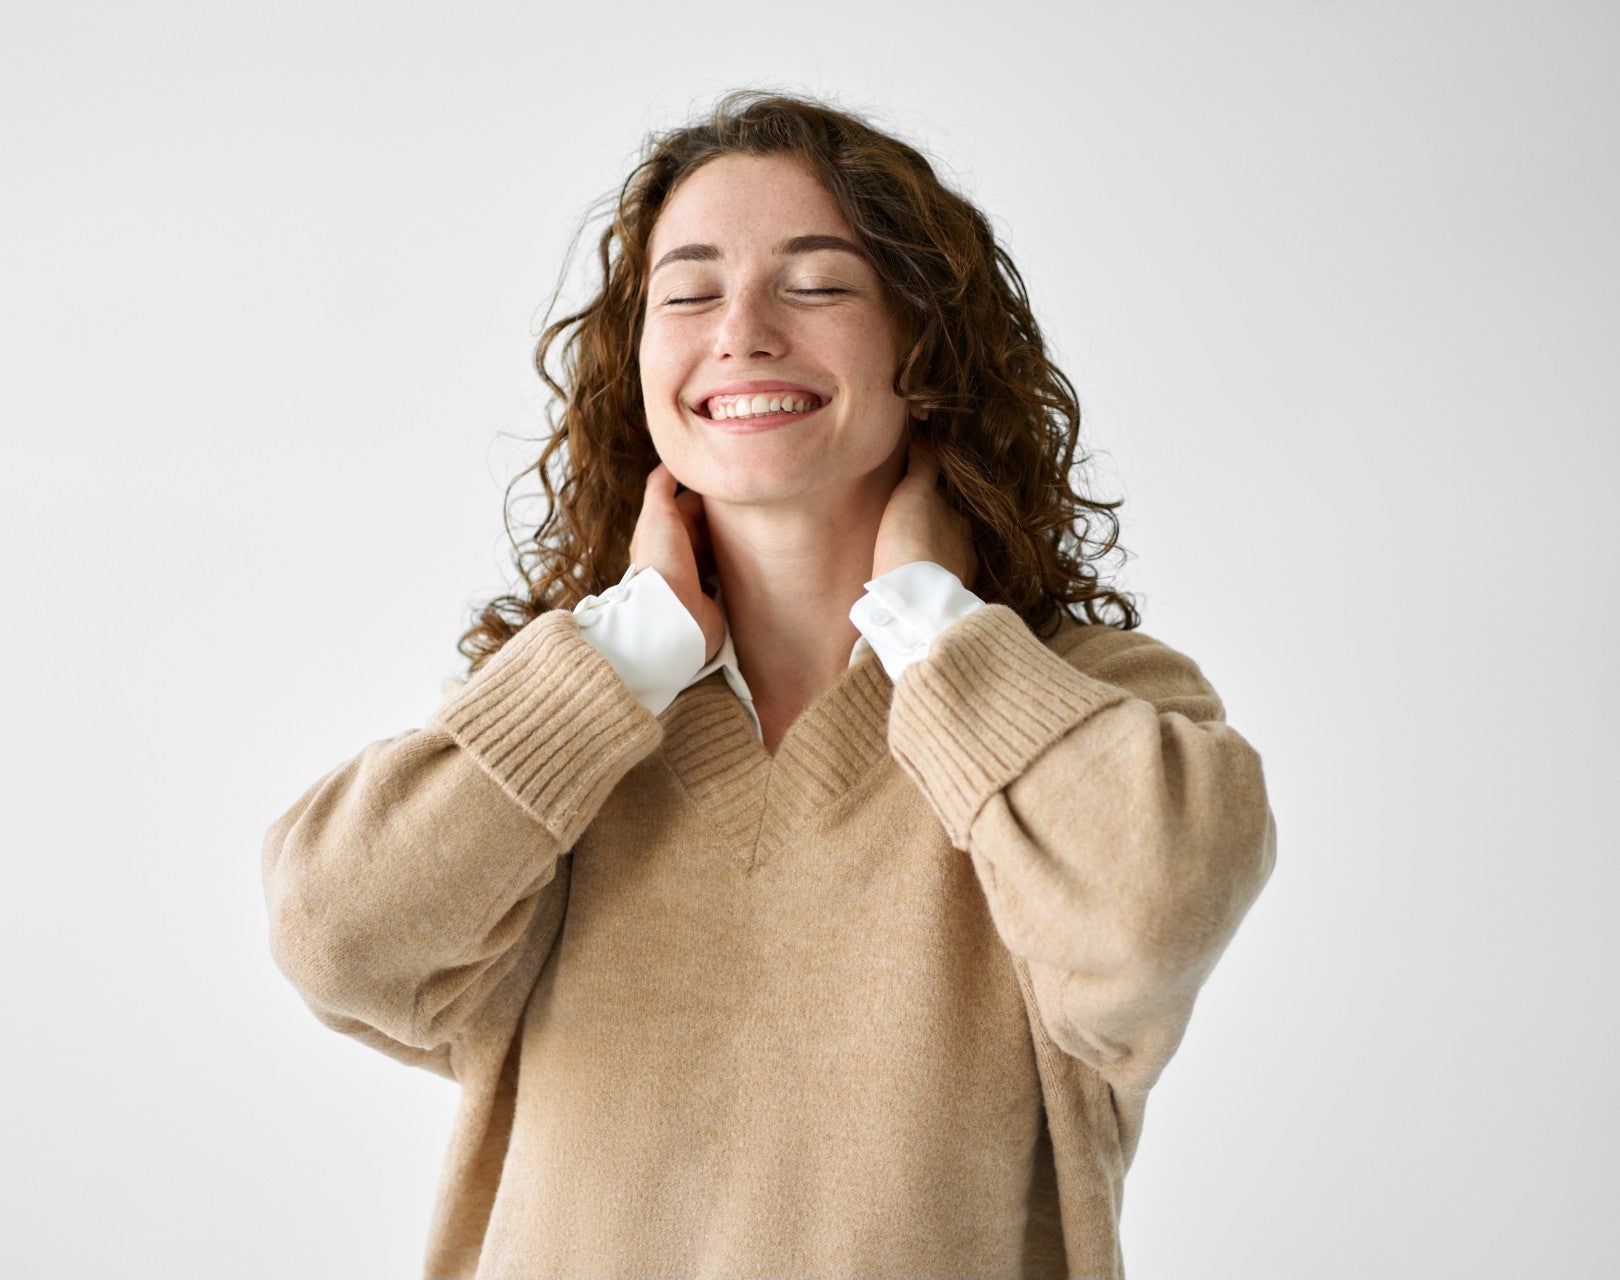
[907,434,940,482]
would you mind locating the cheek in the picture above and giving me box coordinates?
[638,323,674,375]
[638,381,689,451]
[636,336,660,394]
[844,328,902,395]
[639,335,697,409]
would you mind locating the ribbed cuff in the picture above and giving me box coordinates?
[429,609,664,848]
[888,605,1129,847]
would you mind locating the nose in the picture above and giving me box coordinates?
[712,284,785,360]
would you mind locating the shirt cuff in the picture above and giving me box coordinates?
[848,560,986,684]
[572,564,707,716]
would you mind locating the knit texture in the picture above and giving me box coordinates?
[262,604,1277,1279]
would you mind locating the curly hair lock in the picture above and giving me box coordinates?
[456,88,1139,676]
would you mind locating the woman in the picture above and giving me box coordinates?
[262,89,1278,1279]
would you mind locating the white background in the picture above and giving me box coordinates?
[3,1,1614,1276]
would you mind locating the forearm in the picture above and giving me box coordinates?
[888,604,1278,1094]
[262,609,664,1051]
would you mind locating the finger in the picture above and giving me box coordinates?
[644,468,687,520]
[907,435,940,480]
[674,488,709,547]
[674,487,706,518]
[644,462,678,498]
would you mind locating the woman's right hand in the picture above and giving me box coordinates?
[629,463,726,665]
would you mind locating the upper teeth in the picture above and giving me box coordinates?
[706,393,818,419]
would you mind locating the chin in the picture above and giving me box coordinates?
[693,472,811,508]
[664,447,810,504]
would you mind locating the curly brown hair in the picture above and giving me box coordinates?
[456,88,1140,676]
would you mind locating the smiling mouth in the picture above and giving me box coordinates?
[698,392,826,422]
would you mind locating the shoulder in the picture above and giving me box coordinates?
[1040,611,1227,724]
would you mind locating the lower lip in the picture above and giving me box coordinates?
[698,402,826,434]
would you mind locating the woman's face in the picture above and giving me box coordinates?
[637,152,913,510]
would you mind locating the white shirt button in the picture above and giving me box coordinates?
[869,605,894,626]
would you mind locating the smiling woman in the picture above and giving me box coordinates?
[465,89,1143,672]
[260,88,1278,1279]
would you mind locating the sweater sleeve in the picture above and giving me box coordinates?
[261,609,664,1079]
[885,604,1277,1102]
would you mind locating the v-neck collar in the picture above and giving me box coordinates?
[656,633,895,847]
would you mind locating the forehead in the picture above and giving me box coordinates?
[647,153,855,257]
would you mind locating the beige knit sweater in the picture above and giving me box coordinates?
[261,602,1277,1279]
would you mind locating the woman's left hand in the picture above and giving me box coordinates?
[872,436,977,589]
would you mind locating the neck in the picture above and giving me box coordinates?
[704,464,899,715]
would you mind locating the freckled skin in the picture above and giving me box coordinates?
[637,152,914,512]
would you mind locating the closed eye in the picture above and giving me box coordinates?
[663,288,851,305]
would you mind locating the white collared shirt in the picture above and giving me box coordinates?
[569,560,985,743]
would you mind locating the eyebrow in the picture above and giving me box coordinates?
[649,233,866,277]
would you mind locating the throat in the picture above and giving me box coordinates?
[757,716,793,758]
